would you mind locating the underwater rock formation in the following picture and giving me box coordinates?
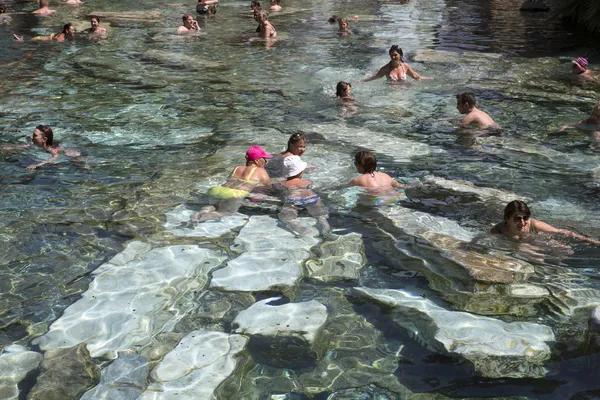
[305,233,365,282]
[27,343,100,400]
[139,331,247,399]
[352,287,555,378]
[0,345,43,400]
[164,205,248,238]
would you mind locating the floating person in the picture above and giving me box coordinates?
[13,23,76,42]
[197,0,218,16]
[277,155,330,236]
[256,10,276,38]
[571,57,597,82]
[269,0,281,12]
[84,15,107,35]
[364,45,430,82]
[32,0,56,15]
[194,146,272,221]
[177,13,199,33]
[0,125,81,169]
[490,200,600,245]
[455,92,498,129]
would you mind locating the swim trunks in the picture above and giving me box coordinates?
[284,195,320,207]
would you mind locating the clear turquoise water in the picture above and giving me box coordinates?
[1,0,600,397]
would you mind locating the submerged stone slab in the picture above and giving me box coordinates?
[139,331,247,399]
[27,343,100,400]
[353,287,554,378]
[34,242,226,358]
[80,351,149,400]
[164,205,248,238]
[0,345,43,400]
[232,297,328,346]
[211,216,320,292]
[305,233,365,282]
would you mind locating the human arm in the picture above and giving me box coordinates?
[533,219,600,246]
[199,0,218,4]
[27,148,59,169]
[363,65,389,82]
[405,63,431,80]
[1,144,29,150]
[391,179,405,189]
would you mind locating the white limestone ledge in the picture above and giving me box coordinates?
[0,345,43,400]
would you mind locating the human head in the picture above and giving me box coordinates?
[63,23,75,36]
[0,4,6,13]
[502,200,532,233]
[456,92,476,113]
[354,151,376,173]
[285,132,307,156]
[182,13,194,28]
[270,0,279,5]
[32,125,53,146]
[257,9,269,22]
[39,0,49,7]
[253,7,262,21]
[328,15,338,23]
[572,57,588,74]
[283,155,307,179]
[338,17,349,31]
[336,81,351,97]
[90,15,100,28]
[251,0,260,10]
[389,45,404,62]
[245,145,272,164]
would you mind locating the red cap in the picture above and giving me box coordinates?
[246,145,273,161]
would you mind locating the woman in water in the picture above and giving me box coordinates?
[14,23,76,42]
[256,9,276,38]
[195,146,272,221]
[490,200,600,245]
[571,57,597,82]
[560,100,600,131]
[364,45,429,83]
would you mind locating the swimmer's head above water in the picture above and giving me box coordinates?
[389,45,404,63]
[31,125,54,147]
[336,81,351,98]
[572,57,588,74]
[354,151,376,173]
[284,132,307,156]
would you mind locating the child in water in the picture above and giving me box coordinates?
[336,81,358,116]
[277,155,330,236]
[456,92,498,129]
[349,151,405,205]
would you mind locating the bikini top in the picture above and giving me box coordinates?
[231,166,260,183]
[388,65,407,81]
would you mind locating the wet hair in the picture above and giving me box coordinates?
[389,45,404,62]
[456,92,477,108]
[257,9,269,21]
[0,4,6,13]
[270,0,280,5]
[503,200,531,223]
[35,125,54,146]
[182,13,193,22]
[355,151,377,173]
[336,81,351,97]
[90,15,100,23]
[251,0,260,9]
[62,23,74,34]
[338,17,348,29]
[39,0,49,7]
[284,132,307,154]
[328,15,338,23]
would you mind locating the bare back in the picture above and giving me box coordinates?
[350,171,402,189]
[461,108,497,129]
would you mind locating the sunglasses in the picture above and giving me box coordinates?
[512,215,530,223]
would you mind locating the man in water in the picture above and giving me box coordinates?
[85,15,106,35]
[32,0,56,15]
[177,13,199,34]
[456,92,498,129]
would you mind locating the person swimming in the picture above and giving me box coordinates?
[364,45,430,83]
[490,200,600,245]
[32,0,56,15]
[276,155,329,236]
[455,92,498,129]
[14,23,76,42]
[85,15,107,35]
[194,145,272,221]
[269,0,281,12]
[177,13,200,34]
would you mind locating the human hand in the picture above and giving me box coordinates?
[26,164,40,169]
[13,34,23,41]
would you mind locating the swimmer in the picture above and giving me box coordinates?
[338,17,350,34]
[62,0,82,5]
[85,15,106,34]
[177,13,199,33]
[281,132,307,158]
[256,9,276,38]
[336,81,356,103]
[277,155,330,236]
[269,0,281,12]
[364,45,430,82]
[559,100,600,131]
[571,57,597,82]
[327,15,358,23]
[490,200,600,245]
[348,151,404,190]
[456,92,498,129]
[1,125,81,169]
[32,0,56,15]
[197,0,218,15]
[194,146,272,221]
[13,23,76,42]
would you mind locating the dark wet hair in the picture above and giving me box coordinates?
[503,200,531,223]
[35,125,54,146]
[389,45,404,62]
[284,132,307,153]
[336,81,351,97]
[0,4,6,13]
[182,13,193,22]
[251,0,260,9]
[62,23,74,34]
[355,151,376,173]
[328,15,338,23]
[456,92,477,107]
[270,0,280,5]
[90,15,100,23]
